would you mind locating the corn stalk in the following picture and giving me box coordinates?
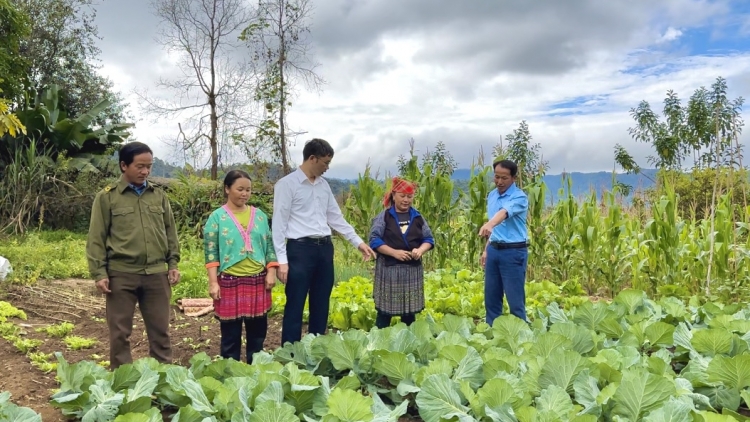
[340,151,750,301]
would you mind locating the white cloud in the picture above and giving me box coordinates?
[659,27,684,43]
[92,0,750,179]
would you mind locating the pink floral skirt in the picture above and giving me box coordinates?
[214,271,271,320]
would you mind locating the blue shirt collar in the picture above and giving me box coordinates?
[498,182,518,197]
[129,180,148,195]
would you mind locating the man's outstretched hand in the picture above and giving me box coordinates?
[358,243,375,261]
[478,222,494,237]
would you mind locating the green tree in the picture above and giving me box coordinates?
[397,139,458,177]
[612,143,656,195]
[615,77,744,197]
[494,120,548,188]
[628,90,686,170]
[0,0,30,100]
[421,141,458,177]
[2,84,132,167]
[614,76,745,295]
[14,0,128,125]
[618,76,743,173]
[241,0,323,175]
[0,83,133,234]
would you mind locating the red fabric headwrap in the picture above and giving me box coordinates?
[383,177,417,208]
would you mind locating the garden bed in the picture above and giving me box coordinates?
[0,279,294,421]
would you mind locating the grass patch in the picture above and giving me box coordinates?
[0,230,88,284]
[0,230,374,306]
[36,322,75,338]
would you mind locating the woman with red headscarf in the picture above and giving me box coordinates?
[368,177,435,328]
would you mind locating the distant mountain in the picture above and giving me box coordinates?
[537,170,657,200]
[451,168,657,201]
[329,168,659,202]
[145,155,657,202]
[151,157,183,178]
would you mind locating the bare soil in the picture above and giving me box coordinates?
[0,279,297,421]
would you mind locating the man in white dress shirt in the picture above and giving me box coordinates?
[272,138,375,345]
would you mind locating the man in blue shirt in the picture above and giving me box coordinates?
[478,159,529,326]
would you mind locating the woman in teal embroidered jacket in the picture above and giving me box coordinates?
[203,170,278,364]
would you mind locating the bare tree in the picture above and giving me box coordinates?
[137,0,260,180]
[240,0,324,175]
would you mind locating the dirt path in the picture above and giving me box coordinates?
[0,281,294,421]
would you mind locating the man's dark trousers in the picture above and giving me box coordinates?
[106,270,172,368]
[281,237,334,345]
[484,245,528,327]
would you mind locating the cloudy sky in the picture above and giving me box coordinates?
[93,0,750,179]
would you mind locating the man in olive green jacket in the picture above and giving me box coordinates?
[86,141,181,369]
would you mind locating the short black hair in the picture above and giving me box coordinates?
[119,142,153,172]
[223,169,252,189]
[493,159,518,177]
[303,138,334,161]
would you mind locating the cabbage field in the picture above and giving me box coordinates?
[3,288,750,421]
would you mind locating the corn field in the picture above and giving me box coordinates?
[343,164,750,302]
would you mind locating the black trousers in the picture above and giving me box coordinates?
[281,238,334,345]
[375,311,415,329]
[219,315,267,364]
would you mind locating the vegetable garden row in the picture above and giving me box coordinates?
[4,285,750,421]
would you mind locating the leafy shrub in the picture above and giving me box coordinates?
[653,167,750,220]
[165,174,272,238]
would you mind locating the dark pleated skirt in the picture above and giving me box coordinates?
[373,255,425,315]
